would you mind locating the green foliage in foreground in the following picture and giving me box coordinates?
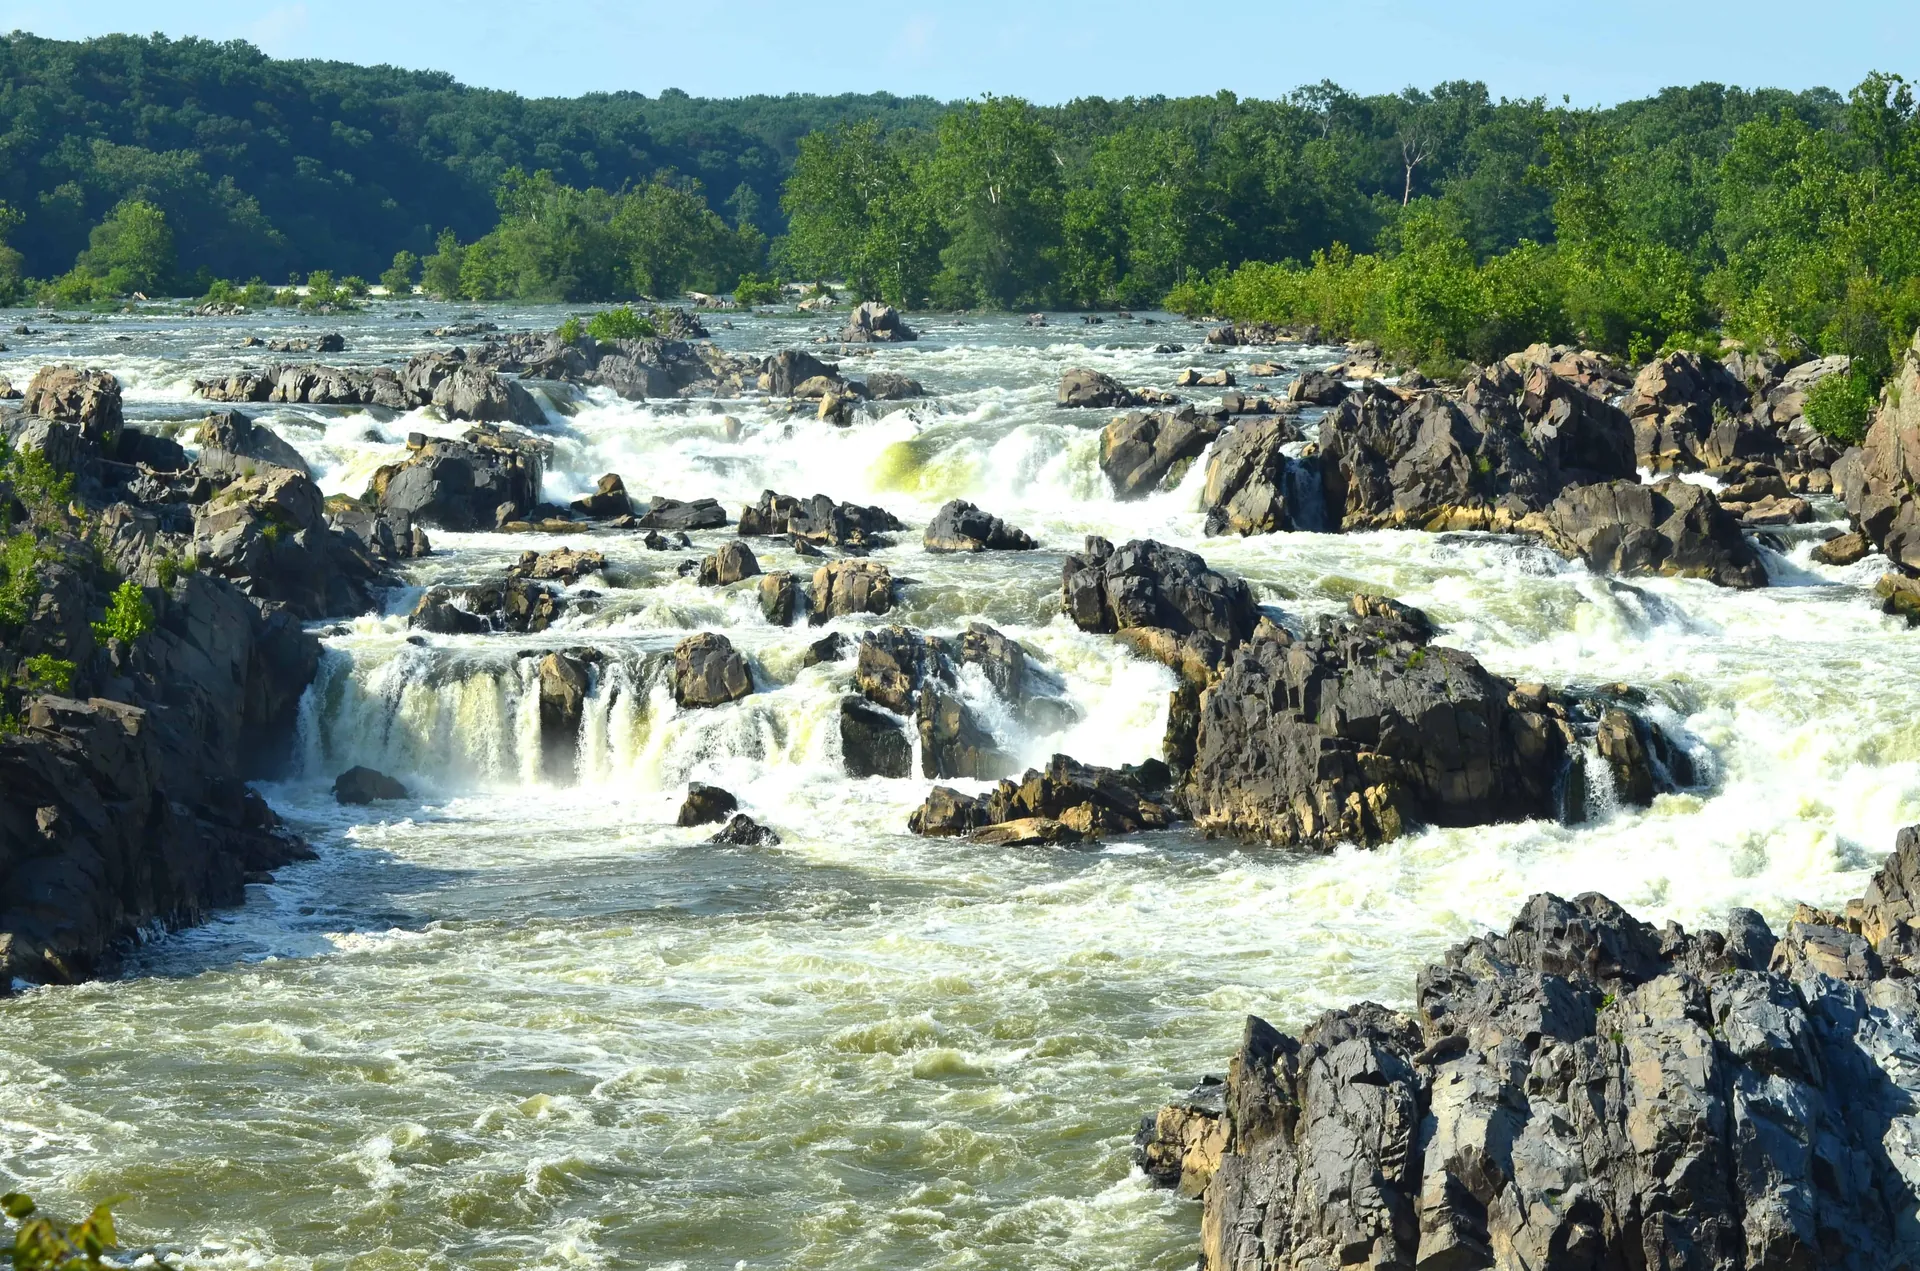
[91,580,155,645]
[732,272,782,306]
[584,305,657,341]
[1803,369,1878,443]
[2,1192,120,1269]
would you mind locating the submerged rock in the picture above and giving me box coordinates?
[1145,827,1920,1271]
[710,813,781,846]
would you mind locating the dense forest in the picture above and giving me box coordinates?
[4,32,1920,425]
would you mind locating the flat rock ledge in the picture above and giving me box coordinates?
[1139,825,1920,1270]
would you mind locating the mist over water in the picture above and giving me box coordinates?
[2,305,1914,1269]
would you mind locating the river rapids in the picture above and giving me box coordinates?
[1,306,1914,1269]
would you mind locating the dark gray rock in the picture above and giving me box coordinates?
[1060,537,1257,646]
[710,813,780,846]
[1523,477,1769,589]
[864,372,926,400]
[839,301,917,343]
[923,499,1035,553]
[1057,368,1140,409]
[194,409,311,479]
[839,697,912,778]
[909,754,1175,840]
[671,632,753,708]
[676,782,738,827]
[1201,416,1309,535]
[373,425,548,531]
[334,765,410,804]
[636,496,728,532]
[569,473,632,519]
[737,490,900,548]
[698,540,760,586]
[536,650,591,780]
[758,571,800,625]
[1100,407,1221,499]
[1285,368,1348,405]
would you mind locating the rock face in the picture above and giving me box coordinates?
[195,350,547,431]
[1202,416,1312,535]
[1522,478,1769,589]
[192,467,392,619]
[1838,327,1920,570]
[671,633,753,708]
[1150,828,1920,1271]
[535,650,591,780]
[811,559,896,622]
[1626,349,1765,472]
[923,499,1036,552]
[737,490,901,548]
[1318,371,1637,532]
[1183,596,1572,848]
[1061,537,1259,649]
[334,766,409,804]
[194,410,311,479]
[1101,407,1221,499]
[710,813,781,847]
[839,301,917,343]
[908,754,1175,841]
[22,365,123,447]
[372,425,548,531]
[839,697,913,778]
[1057,368,1174,409]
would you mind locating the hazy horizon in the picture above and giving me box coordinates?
[1,0,1913,107]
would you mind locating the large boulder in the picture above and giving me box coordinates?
[1625,349,1771,472]
[1839,327,1920,569]
[1285,368,1348,406]
[636,496,728,531]
[535,650,591,780]
[1060,537,1258,647]
[839,697,912,778]
[1182,598,1572,848]
[676,782,738,827]
[839,301,917,343]
[192,467,387,618]
[847,623,1040,780]
[1522,478,1769,589]
[811,559,895,622]
[1100,407,1221,499]
[670,632,753,708]
[569,473,631,520]
[401,353,548,430]
[908,754,1175,840]
[194,409,311,479]
[1149,829,1920,1271]
[699,540,761,586]
[333,765,410,804]
[737,490,900,548]
[761,350,840,396]
[23,365,122,447]
[923,499,1036,552]
[1201,416,1311,535]
[1058,368,1142,409]
[373,425,548,531]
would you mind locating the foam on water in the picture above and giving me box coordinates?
[1,304,1914,1269]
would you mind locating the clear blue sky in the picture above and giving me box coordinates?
[1,0,1913,105]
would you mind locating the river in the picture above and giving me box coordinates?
[1,304,1913,1269]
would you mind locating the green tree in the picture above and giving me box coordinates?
[924,97,1063,308]
[379,250,418,296]
[0,201,23,305]
[76,197,177,295]
[781,120,938,304]
[420,229,466,299]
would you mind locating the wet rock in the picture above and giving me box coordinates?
[970,817,1086,847]
[373,425,548,531]
[326,501,429,564]
[1134,1084,1227,1197]
[923,499,1036,552]
[676,782,738,827]
[855,627,941,714]
[761,349,840,396]
[1521,478,1769,588]
[1201,416,1308,535]
[1060,537,1257,646]
[737,490,901,548]
[1058,368,1147,409]
[1813,530,1870,566]
[811,559,895,622]
[536,650,591,780]
[23,365,123,447]
[194,409,311,479]
[710,813,781,846]
[1155,831,1920,1271]
[917,682,1009,779]
[1100,407,1220,499]
[839,697,912,778]
[407,586,489,634]
[804,632,854,666]
[1626,349,1771,472]
[636,496,727,531]
[864,372,926,400]
[698,540,761,586]
[908,754,1176,840]
[671,632,753,708]
[758,570,800,625]
[1183,598,1571,848]
[334,765,409,804]
[1286,368,1348,405]
[422,577,563,634]
[569,473,632,519]
[509,546,605,584]
[1205,321,1304,346]
[839,301,917,343]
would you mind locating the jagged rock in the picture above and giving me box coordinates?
[671,632,753,708]
[195,351,546,430]
[636,496,727,531]
[373,425,548,531]
[327,501,429,563]
[265,333,345,354]
[1058,368,1150,409]
[917,682,1008,779]
[569,473,632,519]
[407,586,489,635]
[334,766,409,804]
[676,782,738,827]
[1183,598,1573,848]
[23,365,122,447]
[1839,327,1920,570]
[908,754,1175,839]
[865,372,926,400]
[1625,349,1773,472]
[1100,407,1221,499]
[1521,478,1769,589]
[839,696,912,778]
[761,349,840,396]
[709,812,781,846]
[1201,416,1309,535]
[923,499,1036,552]
[416,576,563,634]
[507,547,604,584]
[477,330,757,400]
[758,571,799,625]
[698,540,760,586]
[737,490,901,547]
[191,467,388,619]
[1153,830,1920,1271]
[1813,530,1870,566]
[811,559,895,622]
[839,301,917,343]
[194,409,311,478]
[1061,537,1258,646]
[1286,368,1348,405]
[536,650,591,780]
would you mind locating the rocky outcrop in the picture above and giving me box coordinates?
[1182,596,1574,848]
[671,632,753,708]
[535,650,591,780]
[508,546,604,584]
[676,782,738,827]
[478,330,759,401]
[195,350,547,431]
[737,490,901,548]
[1521,478,1769,589]
[839,301,917,343]
[1100,407,1221,499]
[1147,828,1920,1271]
[1201,416,1311,535]
[1837,327,1920,570]
[1057,368,1175,409]
[636,495,728,532]
[849,626,1005,780]
[23,365,124,447]
[811,559,896,622]
[1626,349,1770,472]
[191,467,393,619]
[334,766,409,804]
[1061,537,1259,650]
[1206,321,1313,346]
[410,576,563,635]
[839,696,913,778]
[370,425,548,531]
[194,410,311,479]
[569,473,632,519]
[1286,368,1348,406]
[923,499,1036,552]
[699,540,760,586]
[908,754,1175,842]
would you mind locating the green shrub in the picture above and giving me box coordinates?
[586,305,656,341]
[21,654,73,694]
[733,272,782,306]
[91,580,155,645]
[556,315,584,342]
[0,532,44,627]
[1803,368,1876,443]
[3,1191,120,1269]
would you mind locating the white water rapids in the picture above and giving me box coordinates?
[1,306,1914,1269]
